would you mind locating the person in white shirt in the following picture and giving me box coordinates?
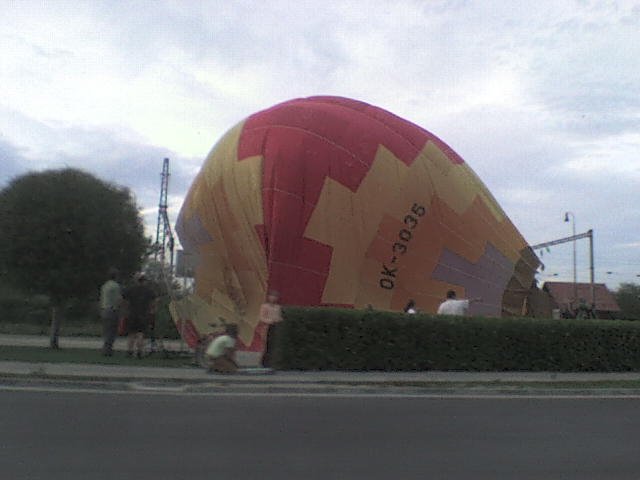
[403,299,417,314]
[437,290,481,316]
[100,268,123,356]
[205,324,239,374]
[259,291,283,368]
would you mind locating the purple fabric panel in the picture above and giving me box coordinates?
[175,213,213,254]
[431,243,515,316]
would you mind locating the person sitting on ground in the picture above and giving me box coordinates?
[205,324,239,374]
[437,290,481,316]
[403,299,417,314]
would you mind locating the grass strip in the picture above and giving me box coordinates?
[0,345,195,368]
[0,322,102,337]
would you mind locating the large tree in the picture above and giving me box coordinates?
[0,168,148,347]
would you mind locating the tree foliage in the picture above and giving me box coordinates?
[0,168,148,304]
[616,283,640,320]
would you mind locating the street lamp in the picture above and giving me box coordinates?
[564,211,577,308]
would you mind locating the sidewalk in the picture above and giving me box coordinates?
[0,333,261,366]
[3,334,640,393]
[3,359,640,384]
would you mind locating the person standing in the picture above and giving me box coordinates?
[122,274,156,359]
[259,291,282,368]
[437,290,481,316]
[403,299,417,314]
[100,268,122,356]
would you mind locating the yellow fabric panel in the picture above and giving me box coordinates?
[170,294,228,337]
[419,141,507,221]
[181,122,267,346]
[353,258,394,309]
[305,138,531,313]
[304,145,409,305]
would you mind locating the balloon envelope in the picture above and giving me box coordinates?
[173,96,539,350]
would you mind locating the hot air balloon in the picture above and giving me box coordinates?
[172,96,539,352]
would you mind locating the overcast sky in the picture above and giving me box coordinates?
[1,0,638,289]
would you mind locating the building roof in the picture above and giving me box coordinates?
[543,282,620,312]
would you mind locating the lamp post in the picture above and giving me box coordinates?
[564,211,577,308]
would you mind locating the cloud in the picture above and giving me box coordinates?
[0,107,195,233]
[0,139,30,187]
[616,242,640,249]
[2,0,639,287]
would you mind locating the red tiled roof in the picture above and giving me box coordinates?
[543,282,620,312]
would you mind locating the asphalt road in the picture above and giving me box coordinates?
[2,389,640,480]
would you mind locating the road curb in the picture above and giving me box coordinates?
[5,367,640,397]
[5,375,640,397]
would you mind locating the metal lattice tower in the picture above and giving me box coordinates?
[155,157,175,267]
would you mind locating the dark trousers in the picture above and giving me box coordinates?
[208,355,238,374]
[261,324,278,368]
[101,308,119,355]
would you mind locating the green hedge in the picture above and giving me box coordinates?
[274,307,640,372]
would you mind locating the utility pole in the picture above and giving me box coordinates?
[564,212,577,307]
[531,229,595,307]
[155,158,175,268]
[589,229,595,309]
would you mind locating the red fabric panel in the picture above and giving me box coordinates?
[175,319,201,349]
[235,96,464,308]
[267,261,330,306]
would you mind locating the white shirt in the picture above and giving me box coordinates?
[437,299,470,316]
[206,335,236,358]
[259,302,282,325]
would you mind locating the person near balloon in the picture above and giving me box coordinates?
[259,291,282,368]
[100,268,123,357]
[122,273,156,358]
[403,299,418,314]
[205,324,239,374]
[437,290,481,316]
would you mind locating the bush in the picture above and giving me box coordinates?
[273,307,640,372]
[62,297,100,324]
[0,291,99,327]
[0,284,50,325]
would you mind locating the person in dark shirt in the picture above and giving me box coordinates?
[122,274,156,358]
